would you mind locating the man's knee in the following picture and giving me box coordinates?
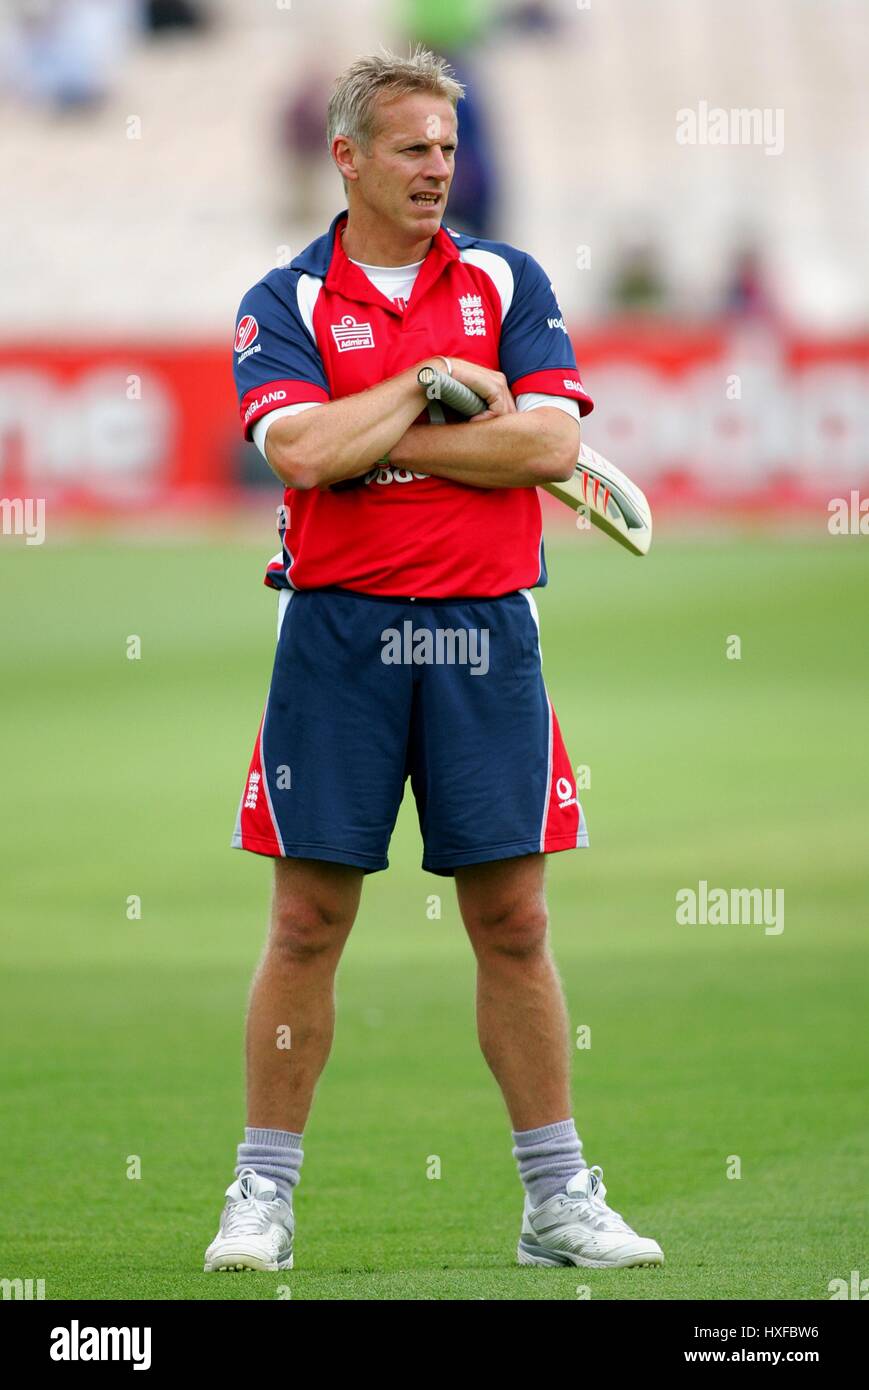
[464,899,550,959]
[269,895,353,961]
[269,862,360,961]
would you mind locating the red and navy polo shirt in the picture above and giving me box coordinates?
[233,209,593,598]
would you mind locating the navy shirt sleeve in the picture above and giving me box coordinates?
[498,253,593,416]
[233,272,331,439]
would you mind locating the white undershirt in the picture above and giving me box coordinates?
[252,257,580,458]
[345,254,425,309]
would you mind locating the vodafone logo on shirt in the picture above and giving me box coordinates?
[235,315,259,354]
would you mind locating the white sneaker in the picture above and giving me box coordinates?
[204,1168,294,1272]
[517,1165,664,1269]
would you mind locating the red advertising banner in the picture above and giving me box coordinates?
[0,343,238,513]
[577,323,869,509]
[1,326,867,514]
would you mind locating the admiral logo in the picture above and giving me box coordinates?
[562,378,584,393]
[244,390,287,426]
[331,315,375,352]
[235,315,259,354]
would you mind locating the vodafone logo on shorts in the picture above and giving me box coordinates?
[235,315,259,354]
[556,775,577,809]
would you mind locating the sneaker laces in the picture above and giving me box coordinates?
[224,1168,277,1236]
[558,1166,632,1233]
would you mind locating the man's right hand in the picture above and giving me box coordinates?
[441,358,517,420]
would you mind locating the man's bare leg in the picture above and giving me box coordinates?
[454,853,571,1130]
[453,856,663,1266]
[245,857,363,1132]
[454,852,588,1212]
[204,857,363,1269]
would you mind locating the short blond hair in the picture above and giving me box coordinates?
[327,45,465,160]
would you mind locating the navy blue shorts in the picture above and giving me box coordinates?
[232,587,588,876]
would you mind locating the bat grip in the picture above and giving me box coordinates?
[416,366,487,417]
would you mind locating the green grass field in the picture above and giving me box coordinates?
[1,530,866,1300]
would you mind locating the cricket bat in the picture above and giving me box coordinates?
[416,365,653,557]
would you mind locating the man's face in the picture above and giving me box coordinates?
[345,91,458,240]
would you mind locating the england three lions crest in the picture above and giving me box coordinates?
[459,293,487,337]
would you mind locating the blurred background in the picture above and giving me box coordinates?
[1,0,867,1303]
[1,0,867,519]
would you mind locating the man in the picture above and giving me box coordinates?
[205,46,663,1275]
